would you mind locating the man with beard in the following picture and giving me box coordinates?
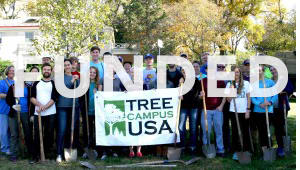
[30,63,58,161]
[167,64,183,88]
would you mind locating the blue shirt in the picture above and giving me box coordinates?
[90,61,104,79]
[0,78,14,115]
[251,79,278,113]
[20,87,29,113]
[88,82,96,115]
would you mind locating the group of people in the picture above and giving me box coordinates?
[0,46,294,164]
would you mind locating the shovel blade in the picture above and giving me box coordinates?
[64,148,77,162]
[236,152,251,164]
[202,144,216,159]
[263,148,276,162]
[283,136,291,154]
[167,147,182,160]
[80,161,97,169]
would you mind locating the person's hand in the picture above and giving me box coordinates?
[259,103,266,108]
[40,105,47,112]
[245,110,250,119]
[71,75,79,82]
[179,95,183,100]
[36,108,41,113]
[30,116,34,123]
[216,105,223,112]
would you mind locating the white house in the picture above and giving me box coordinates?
[0,17,139,64]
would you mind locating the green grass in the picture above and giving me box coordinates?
[0,103,296,170]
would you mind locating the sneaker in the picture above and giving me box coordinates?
[129,151,135,158]
[9,156,17,163]
[101,154,107,160]
[217,153,225,158]
[29,158,38,164]
[232,152,238,160]
[136,152,143,158]
[56,155,62,163]
[277,147,285,157]
[113,153,118,158]
[93,150,98,158]
[82,152,88,159]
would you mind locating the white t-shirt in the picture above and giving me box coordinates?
[226,80,250,113]
[32,80,57,116]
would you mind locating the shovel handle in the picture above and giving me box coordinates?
[174,83,183,146]
[70,81,76,149]
[38,112,45,161]
[84,94,90,146]
[262,77,272,148]
[199,73,209,144]
[231,81,244,151]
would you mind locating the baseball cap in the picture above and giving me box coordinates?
[144,53,154,59]
[243,59,250,65]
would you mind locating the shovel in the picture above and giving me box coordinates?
[167,83,183,160]
[282,93,291,154]
[232,94,251,164]
[200,73,216,158]
[262,78,276,162]
[83,93,97,160]
[38,109,46,162]
[64,81,77,162]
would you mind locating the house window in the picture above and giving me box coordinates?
[25,32,34,42]
[0,32,3,44]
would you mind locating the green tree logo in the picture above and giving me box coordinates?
[104,100,126,136]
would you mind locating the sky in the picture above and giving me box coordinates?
[282,0,296,11]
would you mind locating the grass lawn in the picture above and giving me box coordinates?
[0,103,296,170]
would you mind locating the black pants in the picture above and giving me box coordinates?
[272,108,287,148]
[80,96,88,148]
[231,112,250,152]
[33,114,56,158]
[223,102,231,152]
[88,115,96,148]
[253,112,273,148]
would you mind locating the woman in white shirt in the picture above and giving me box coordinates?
[226,66,251,160]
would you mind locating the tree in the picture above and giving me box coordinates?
[256,0,295,54]
[31,0,111,57]
[118,0,167,54]
[0,59,12,77]
[165,0,226,61]
[0,0,19,19]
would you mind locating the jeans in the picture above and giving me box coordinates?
[178,108,198,150]
[0,114,10,153]
[57,107,79,155]
[201,109,224,153]
[9,112,19,157]
[33,114,56,158]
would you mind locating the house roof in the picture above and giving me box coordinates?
[0,17,39,29]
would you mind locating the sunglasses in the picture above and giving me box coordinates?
[217,66,225,69]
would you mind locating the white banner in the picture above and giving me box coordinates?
[95,88,180,146]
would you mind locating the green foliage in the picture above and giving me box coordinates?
[0,59,12,78]
[118,0,167,55]
[0,0,19,19]
[31,0,111,57]
[257,9,296,55]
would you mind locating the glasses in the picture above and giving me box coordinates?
[217,66,225,69]
[244,63,250,66]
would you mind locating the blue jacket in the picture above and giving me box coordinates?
[251,79,278,113]
[0,78,14,115]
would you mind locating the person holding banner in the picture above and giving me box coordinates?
[251,65,278,156]
[178,68,201,155]
[82,66,102,158]
[143,53,157,90]
[0,66,14,159]
[225,66,251,160]
[56,59,79,162]
[128,67,143,158]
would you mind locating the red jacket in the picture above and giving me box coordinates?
[200,78,225,110]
